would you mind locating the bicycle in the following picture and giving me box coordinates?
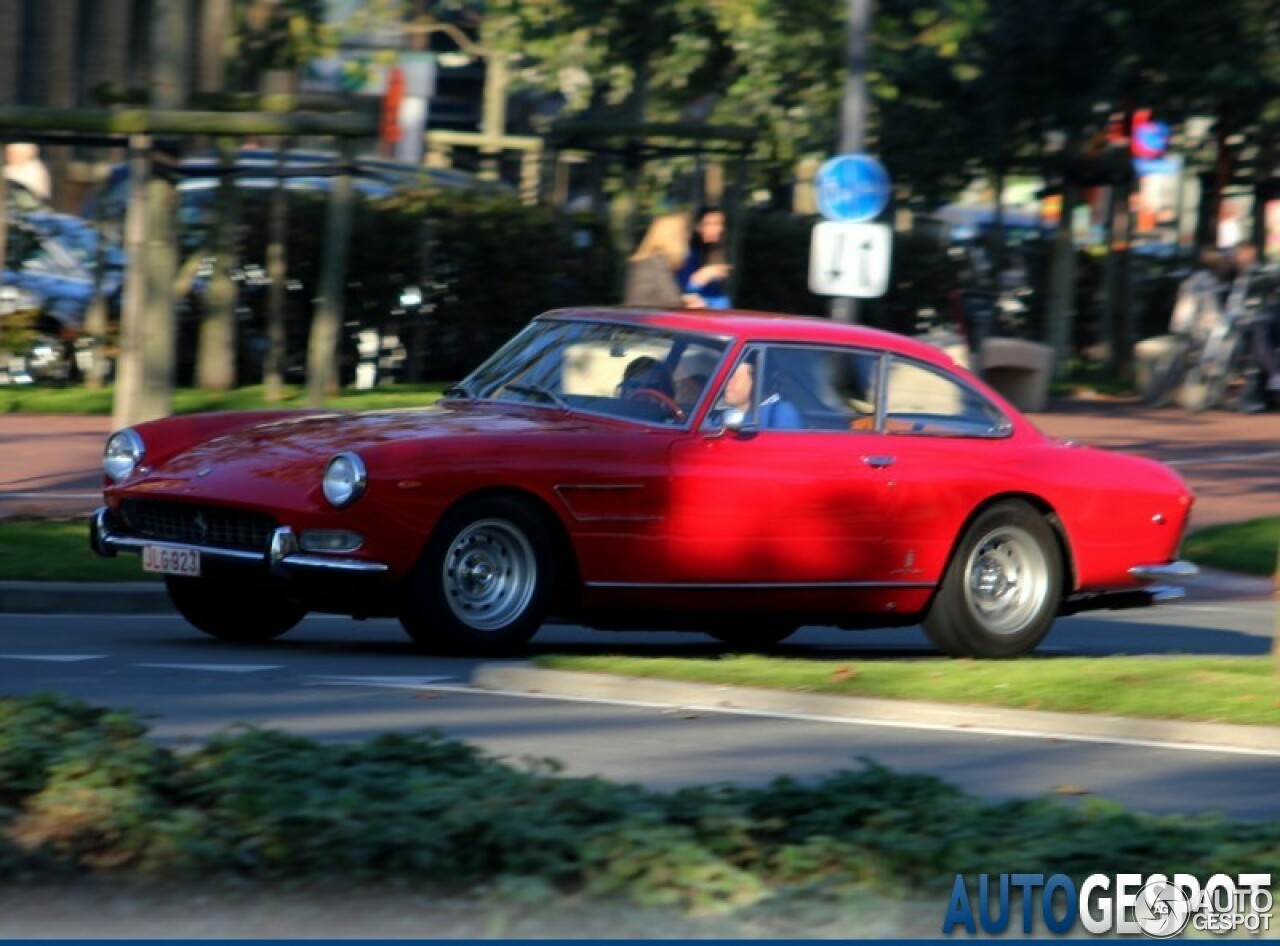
[1180,316,1248,412]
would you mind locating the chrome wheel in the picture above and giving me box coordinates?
[441,518,538,632]
[962,525,1049,636]
[925,501,1062,658]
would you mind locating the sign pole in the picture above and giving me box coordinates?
[831,0,875,324]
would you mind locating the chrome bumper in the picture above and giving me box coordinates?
[1061,560,1198,615]
[90,506,389,577]
[1129,561,1199,582]
[1128,560,1199,604]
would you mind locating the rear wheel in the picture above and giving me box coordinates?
[165,574,306,642]
[923,502,1062,658]
[399,497,554,654]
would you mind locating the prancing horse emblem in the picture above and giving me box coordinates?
[193,511,208,541]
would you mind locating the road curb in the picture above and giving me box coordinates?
[471,664,1280,755]
[0,581,172,614]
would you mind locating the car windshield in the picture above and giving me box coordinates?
[460,318,729,427]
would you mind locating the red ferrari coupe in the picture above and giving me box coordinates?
[91,308,1197,657]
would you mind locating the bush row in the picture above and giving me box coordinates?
[2,693,1276,918]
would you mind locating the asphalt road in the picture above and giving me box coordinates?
[2,604,1277,819]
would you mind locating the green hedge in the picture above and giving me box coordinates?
[1,693,1276,921]
[199,188,618,384]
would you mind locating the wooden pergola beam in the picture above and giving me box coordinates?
[0,106,377,138]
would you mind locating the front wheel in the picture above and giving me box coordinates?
[923,502,1062,658]
[165,574,306,642]
[399,497,554,654]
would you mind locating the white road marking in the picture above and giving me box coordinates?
[307,675,455,690]
[136,663,283,673]
[423,684,1280,760]
[1166,450,1280,467]
[0,654,107,662]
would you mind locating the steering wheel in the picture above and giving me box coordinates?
[627,388,686,421]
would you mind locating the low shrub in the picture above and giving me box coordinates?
[0,694,1276,918]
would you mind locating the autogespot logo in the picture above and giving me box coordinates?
[1135,880,1191,938]
[942,872,1272,937]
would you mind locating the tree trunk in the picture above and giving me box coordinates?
[1097,184,1121,373]
[1046,179,1081,377]
[198,0,232,94]
[0,4,20,106]
[195,138,237,390]
[306,141,355,406]
[263,141,290,401]
[44,0,79,208]
[111,136,152,429]
[114,0,186,426]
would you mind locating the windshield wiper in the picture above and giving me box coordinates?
[504,382,571,411]
[442,383,472,399]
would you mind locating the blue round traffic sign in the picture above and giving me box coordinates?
[815,154,891,223]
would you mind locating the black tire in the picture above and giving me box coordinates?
[165,574,306,642]
[923,501,1062,658]
[706,623,798,649]
[399,496,554,654]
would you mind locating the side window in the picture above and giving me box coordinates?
[764,346,881,431]
[884,358,1009,437]
[702,345,881,432]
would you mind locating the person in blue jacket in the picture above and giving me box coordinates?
[679,206,732,309]
[713,358,803,429]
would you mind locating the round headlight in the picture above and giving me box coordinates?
[103,429,145,483]
[323,453,367,508]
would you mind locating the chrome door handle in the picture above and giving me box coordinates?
[862,455,895,469]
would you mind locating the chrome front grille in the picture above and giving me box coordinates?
[120,500,276,552]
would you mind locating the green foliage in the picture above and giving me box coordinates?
[1184,518,1280,577]
[227,0,333,91]
[1,693,1278,918]
[535,654,1280,726]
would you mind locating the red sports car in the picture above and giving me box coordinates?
[91,308,1197,657]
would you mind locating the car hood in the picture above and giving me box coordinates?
[145,401,622,480]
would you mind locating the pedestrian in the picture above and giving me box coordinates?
[679,205,733,309]
[623,212,693,308]
[4,142,52,202]
[1228,244,1280,409]
[1168,249,1228,344]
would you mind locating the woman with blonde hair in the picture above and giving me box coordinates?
[623,212,703,308]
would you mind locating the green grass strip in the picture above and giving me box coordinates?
[0,519,158,582]
[0,383,449,416]
[1183,517,1280,577]
[536,654,1280,726]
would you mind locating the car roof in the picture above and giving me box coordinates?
[541,306,960,370]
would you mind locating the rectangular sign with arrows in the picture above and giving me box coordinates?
[808,221,892,298]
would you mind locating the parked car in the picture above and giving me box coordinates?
[90,307,1196,657]
[1,219,121,383]
[84,148,503,249]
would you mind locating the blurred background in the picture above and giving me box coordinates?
[1,0,1277,415]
